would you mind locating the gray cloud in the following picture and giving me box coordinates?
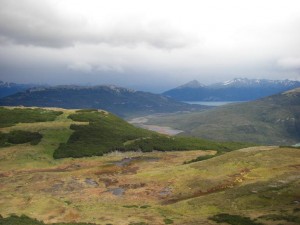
[278,57,300,69]
[68,62,93,73]
[0,0,300,92]
[0,0,80,47]
[0,0,194,49]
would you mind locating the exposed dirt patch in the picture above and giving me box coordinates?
[84,178,99,187]
[159,187,172,197]
[0,172,11,178]
[289,164,300,169]
[94,164,139,176]
[11,164,82,175]
[99,178,119,187]
[119,183,146,189]
[107,187,125,196]
[45,180,65,193]
[112,156,159,167]
[94,164,124,176]
[65,178,84,192]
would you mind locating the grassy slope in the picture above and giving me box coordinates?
[1,139,299,224]
[0,107,299,225]
[146,90,300,145]
[54,110,252,158]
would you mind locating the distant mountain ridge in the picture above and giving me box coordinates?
[163,78,300,101]
[177,80,206,89]
[0,85,206,117]
[0,81,41,98]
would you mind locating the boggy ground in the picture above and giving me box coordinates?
[1,147,300,225]
[0,109,299,225]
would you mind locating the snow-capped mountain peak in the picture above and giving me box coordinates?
[220,78,300,87]
[163,78,300,101]
[222,78,252,86]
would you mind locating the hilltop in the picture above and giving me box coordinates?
[147,88,300,145]
[163,78,300,101]
[0,85,207,118]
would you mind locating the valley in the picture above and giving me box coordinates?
[128,116,183,135]
[1,1,300,224]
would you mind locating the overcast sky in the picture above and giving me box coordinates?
[0,0,300,92]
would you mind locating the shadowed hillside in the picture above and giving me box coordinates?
[147,88,300,145]
[0,85,207,118]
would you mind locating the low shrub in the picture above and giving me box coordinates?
[163,218,174,224]
[0,107,62,128]
[209,213,263,225]
[184,154,215,164]
[258,214,300,223]
[0,130,42,147]
[0,214,96,225]
[7,130,42,145]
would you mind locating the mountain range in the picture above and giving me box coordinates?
[0,85,206,117]
[163,78,300,101]
[147,87,300,145]
[0,81,41,98]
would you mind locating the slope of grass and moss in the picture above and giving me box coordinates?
[146,88,300,145]
[54,110,253,158]
[0,107,63,128]
[0,107,299,225]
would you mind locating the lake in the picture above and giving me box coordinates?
[183,101,246,106]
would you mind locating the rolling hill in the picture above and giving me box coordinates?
[0,106,299,225]
[147,88,300,145]
[0,85,207,117]
[163,78,300,101]
[0,107,250,159]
